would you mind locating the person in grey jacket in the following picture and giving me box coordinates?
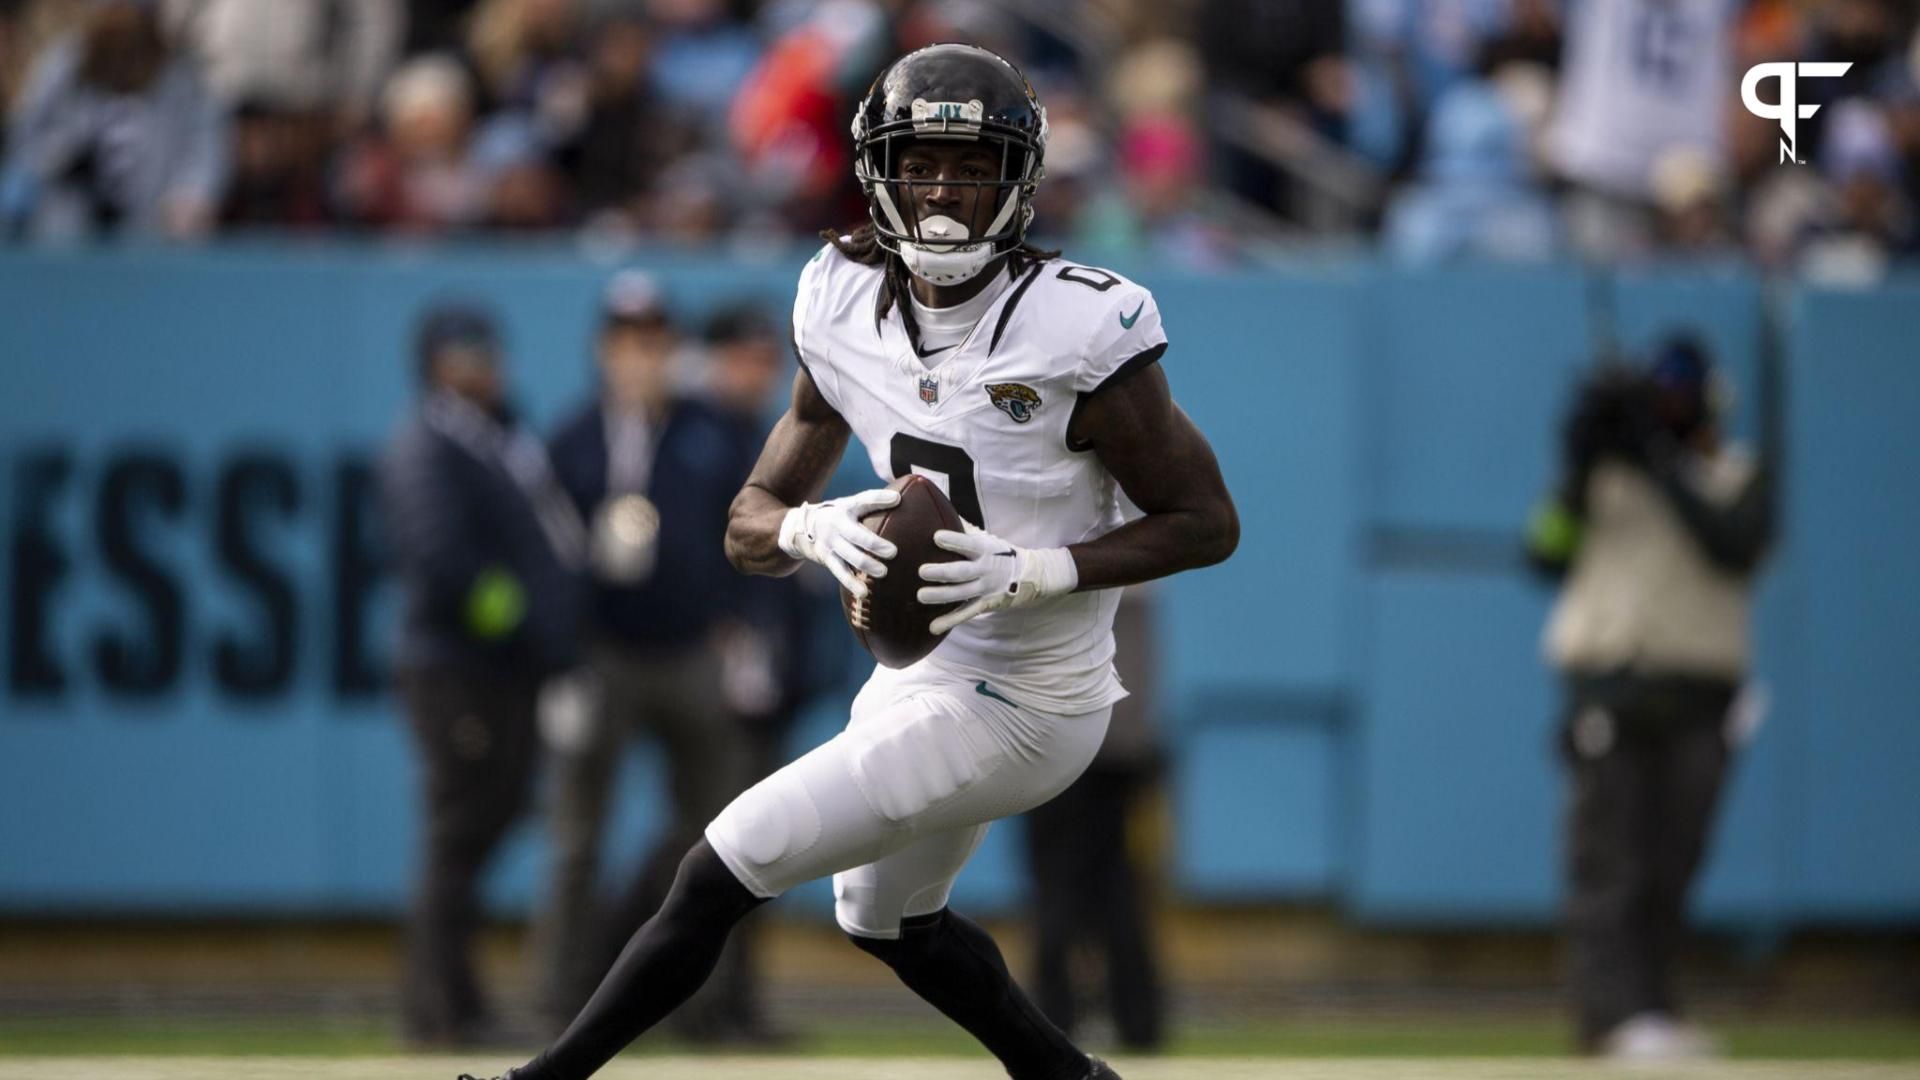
[1527,335,1774,1061]
[380,300,584,1048]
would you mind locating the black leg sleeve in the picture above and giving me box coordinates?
[514,840,766,1080]
[850,909,1089,1080]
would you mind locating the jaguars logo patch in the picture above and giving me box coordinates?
[985,383,1041,423]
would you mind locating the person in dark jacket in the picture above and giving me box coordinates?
[1024,586,1168,1052]
[1527,335,1774,1060]
[701,302,841,782]
[380,300,584,1049]
[694,302,850,1045]
[532,273,761,1039]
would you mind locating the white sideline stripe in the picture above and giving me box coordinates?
[0,1059,1916,1080]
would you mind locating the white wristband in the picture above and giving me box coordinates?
[777,505,811,560]
[1027,546,1079,598]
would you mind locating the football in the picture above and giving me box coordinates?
[841,473,968,669]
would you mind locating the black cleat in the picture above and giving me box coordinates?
[1086,1057,1123,1079]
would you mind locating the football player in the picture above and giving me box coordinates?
[461,43,1237,1080]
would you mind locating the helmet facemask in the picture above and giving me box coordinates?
[854,99,1046,287]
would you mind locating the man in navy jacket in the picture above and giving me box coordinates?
[534,274,761,1039]
[380,301,583,1048]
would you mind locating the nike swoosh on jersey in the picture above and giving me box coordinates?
[1119,301,1145,329]
[975,681,1019,708]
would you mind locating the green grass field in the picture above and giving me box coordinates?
[1,1016,1916,1079]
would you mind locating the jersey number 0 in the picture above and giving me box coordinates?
[890,434,985,528]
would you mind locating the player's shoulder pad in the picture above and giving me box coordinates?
[792,240,884,406]
[793,240,881,338]
[1026,260,1167,395]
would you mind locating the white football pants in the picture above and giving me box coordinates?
[705,660,1111,939]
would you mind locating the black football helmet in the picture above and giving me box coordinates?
[851,43,1048,285]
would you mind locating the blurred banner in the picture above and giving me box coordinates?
[1,247,1916,927]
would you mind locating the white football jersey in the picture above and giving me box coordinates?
[793,243,1168,713]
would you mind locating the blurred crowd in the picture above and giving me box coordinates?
[1,0,1918,273]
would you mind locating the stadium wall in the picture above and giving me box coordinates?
[1,247,1914,928]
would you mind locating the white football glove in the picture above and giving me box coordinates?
[778,488,901,598]
[917,522,1079,635]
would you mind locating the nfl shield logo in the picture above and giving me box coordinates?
[919,376,939,406]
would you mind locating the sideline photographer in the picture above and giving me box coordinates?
[1527,335,1774,1060]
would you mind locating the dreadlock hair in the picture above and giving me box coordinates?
[823,223,1060,345]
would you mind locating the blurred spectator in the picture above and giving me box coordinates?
[0,0,91,123]
[112,0,403,230]
[1881,60,1920,232]
[1024,82,1098,246]
[379,300,585,1049]
[1649,148,1739,258]
[1547,0,1738,260]
[1796,94,1914,280]
[1197,0,1348,223]
[218,100,336,227]
[1348,0,1560,175]
[729,0,886,233]
[1024,587,1168,1053]
[1200,0,1347,136]
[647,0,761,129]
[1076,39,1236,268]
[0,0,228,241]
[6,0,1917,261]
[649,151,735,243]
[1383,78,1559,263]
[534,272,762,1041]
[466,0,588,142]
[1729,8,1920,270]
[160,0,400,129]
[562,13,691,233]
[161,0,401,230]
[1081,111,1233,268]
[335,53,517,231]
[1353,0,1549,102]
[892,0,1021,60]
[1526,336,1774,1061]
[304,2,569,232]
[487,145,569,228]
[406,0,483,56]
[1808,0,1906,105]
[702,300,783,426]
